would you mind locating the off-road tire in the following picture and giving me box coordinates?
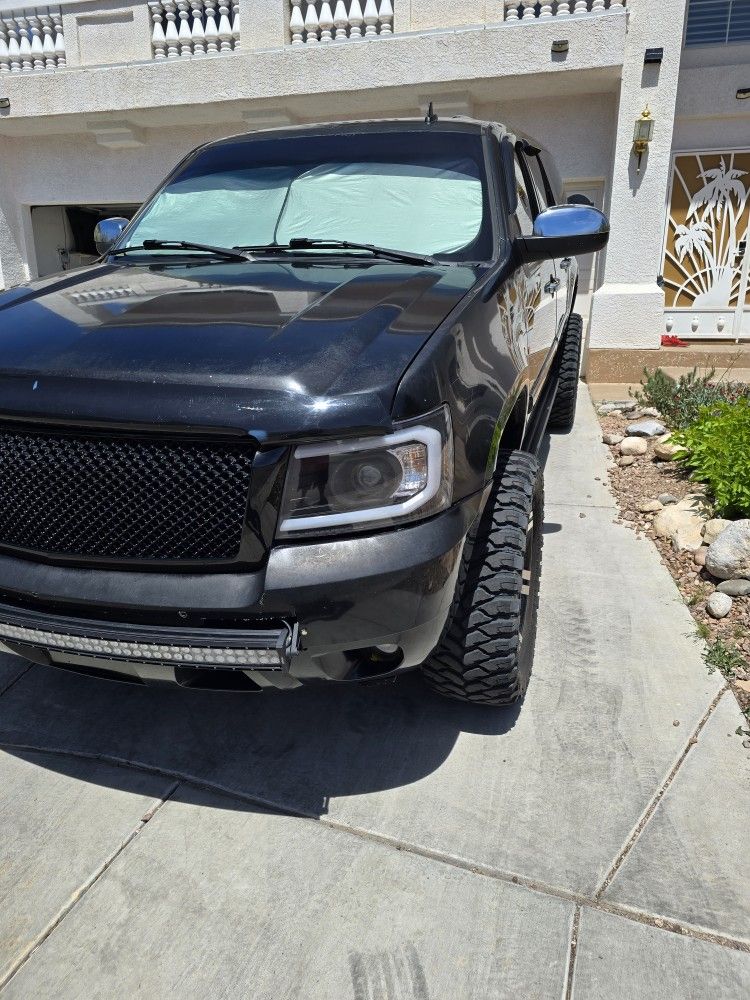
[548,312,583,432]
[422,450,543,706]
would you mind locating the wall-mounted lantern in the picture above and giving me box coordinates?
[633,106,655,174]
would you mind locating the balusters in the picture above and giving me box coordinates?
[557,2,571,15]
[290,0,305,44]
[190,1,206,53]
[40,12,55,69]
[164,1,180,58]
[319,2,334,42]
[520,1,536,20]
[150,2,167,58]
[333,1,348,40]
[291,1,396,44]
[348,0,364,37]
[379,0,393,34]
[363,0,379,36]
[0,20,9,73]
[304,2,319,43]
[231,0,240,48]
[177,0,193,57]
[217,2,233,50]
[28,14,44,70]
[17,16,33,71]
[148,0,242,58]
[52,9,65,66]
[574,1,590,13]
[504,2,520,20]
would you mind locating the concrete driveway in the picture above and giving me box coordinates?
[0,387,748,999]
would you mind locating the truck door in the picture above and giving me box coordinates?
[514,151,558,403]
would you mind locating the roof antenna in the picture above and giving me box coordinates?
[425,101,438,124]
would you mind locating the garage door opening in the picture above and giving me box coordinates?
[31,204,140,278]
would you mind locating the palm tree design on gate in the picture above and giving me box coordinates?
[667,155,749,309]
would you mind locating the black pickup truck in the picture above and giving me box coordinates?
[0,118,607,705]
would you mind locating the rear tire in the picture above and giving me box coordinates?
[548,312,583,432]
[422,450,543,706]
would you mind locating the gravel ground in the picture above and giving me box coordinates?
[598,409,750,727]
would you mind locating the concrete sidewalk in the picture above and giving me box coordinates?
[0,387,748,999]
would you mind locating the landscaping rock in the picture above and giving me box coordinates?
[638,499,663,513]
[603,433,624,446]
[716,579,750,597]
[626,419,667,437]
[640,407,661,418]
[652,493,709,553]
[705,520,750,580]
[657,493,679,505]
[617,456,636,468]
[652,434,686,462]
[619,437,648,456]
[701,518,732,546]
[693,547,709,567]
[706,591,733,619]
[598,402,629,414]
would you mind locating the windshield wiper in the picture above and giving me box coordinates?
[109,239,249,262]
[238,238,438,267]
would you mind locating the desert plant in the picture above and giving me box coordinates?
[672,398,750,517]
[633,366,750,430]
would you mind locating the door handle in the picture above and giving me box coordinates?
[560,257,572,270]
[544,277,560,294]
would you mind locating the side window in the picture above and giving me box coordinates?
[526,155,552,214]
[513,160,535,237]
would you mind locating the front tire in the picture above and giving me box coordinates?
[548,312,583,432]
[422,450,543,706]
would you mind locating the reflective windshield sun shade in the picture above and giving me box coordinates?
[120,129,493,262]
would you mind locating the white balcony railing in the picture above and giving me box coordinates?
[0,6,66,72]
[148,1,240,59]
[289,1,393,45]
[504,0,625,17]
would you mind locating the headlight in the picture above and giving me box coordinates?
[278,406,453,537]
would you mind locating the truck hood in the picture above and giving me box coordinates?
[0,259,480,440]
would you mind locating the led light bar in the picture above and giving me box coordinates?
[0,615,297,671]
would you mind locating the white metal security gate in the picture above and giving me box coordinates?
[662,150,750,340]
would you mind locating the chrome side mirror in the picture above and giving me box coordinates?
[94,217,129,256]
[519,204,609,263]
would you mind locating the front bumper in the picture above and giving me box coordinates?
[0,494,483,690]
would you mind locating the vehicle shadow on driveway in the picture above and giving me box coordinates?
[0,659,522,818]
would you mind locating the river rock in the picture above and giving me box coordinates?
[626,419,667,437]
[619,437,648,456]
[638,499,663,513]
[603,433,624,446]
[652,493,710,552]
[705,520,750,580]
[653,434,686,462]
[618,456,636,468]
[694,547,709,567]
[702,518,732,546]
[640,407,661,418]
[716,579,750,597]
[706,592,733,619]
[657,493,679,505]
[598,402,630,414]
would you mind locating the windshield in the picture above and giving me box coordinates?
[120,129,493,262]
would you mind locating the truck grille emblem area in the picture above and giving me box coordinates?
[0,429,255,561]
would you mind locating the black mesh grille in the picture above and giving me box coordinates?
[0,429,255,561]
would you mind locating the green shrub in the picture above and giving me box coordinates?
[633,367,750,430]
[672,398,750,517]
